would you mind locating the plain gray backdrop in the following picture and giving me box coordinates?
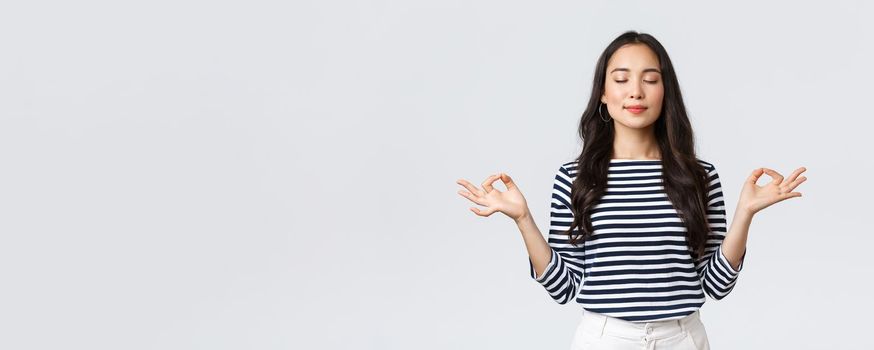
[1,0,872,349]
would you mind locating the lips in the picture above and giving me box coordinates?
[625,105,647,114]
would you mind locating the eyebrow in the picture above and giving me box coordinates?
[610,68,662,74]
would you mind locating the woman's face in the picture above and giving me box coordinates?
[601,43,664,129]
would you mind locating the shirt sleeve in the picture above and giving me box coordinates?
[697,164,746,300]
[528,164,586,305]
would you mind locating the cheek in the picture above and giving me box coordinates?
[649,86,665,106]
[605,86,624,101]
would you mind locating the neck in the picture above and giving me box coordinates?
[611,123,660,159]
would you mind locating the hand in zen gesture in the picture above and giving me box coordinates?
[456,172,530,222]
[738,166,807,216]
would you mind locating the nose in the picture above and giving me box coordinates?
[629,81,644,99]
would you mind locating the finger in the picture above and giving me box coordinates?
[747,168,765,185]
[458,190,487,206]
[481,174,501,193]
[784,166,807,184]
[761,167,784,185]
[470,206,497,217]
[777,191,803,202]
[456,179,485,197]
[499,172,518,191]
[785,176,807,193]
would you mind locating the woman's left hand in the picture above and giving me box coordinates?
[738,166,807,216]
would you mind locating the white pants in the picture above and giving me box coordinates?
[570,309,710,350]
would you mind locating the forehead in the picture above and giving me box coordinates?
[606,44,660,73]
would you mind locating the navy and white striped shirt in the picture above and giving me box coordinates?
[529,159,746,322]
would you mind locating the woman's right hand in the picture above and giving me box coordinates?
[456,172,530,222]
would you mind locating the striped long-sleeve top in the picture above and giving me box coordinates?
[529,158,746,322]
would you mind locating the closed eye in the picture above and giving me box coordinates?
[614,80,659,84]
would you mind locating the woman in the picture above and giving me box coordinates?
[455,31,807,349]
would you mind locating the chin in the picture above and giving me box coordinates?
[618,117,657,129]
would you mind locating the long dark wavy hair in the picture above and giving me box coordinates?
[565,30,712,261]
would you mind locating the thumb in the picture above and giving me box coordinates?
[747,168,765,185]
[500,172,517,190]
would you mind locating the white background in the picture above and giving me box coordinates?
[1,1,872,349]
